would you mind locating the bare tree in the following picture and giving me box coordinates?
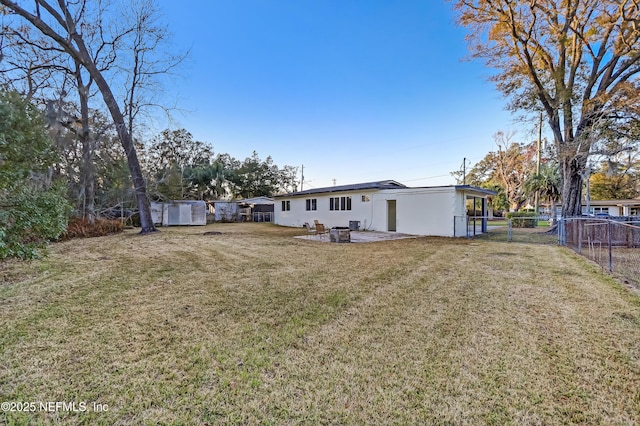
[0,0,158,232]
[119,0,188,137]
[0,26,101,222]
[451,0,640,216]
[492,132,535,211]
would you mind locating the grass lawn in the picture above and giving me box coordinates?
[1,223,640,425]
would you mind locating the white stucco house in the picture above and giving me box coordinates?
[273,180,496,237]
[581,199,640,217]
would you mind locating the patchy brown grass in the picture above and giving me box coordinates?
[1,223,640,425]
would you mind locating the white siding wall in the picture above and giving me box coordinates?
[151,201,207,226]
[274,191,376,229]
[581,205,622,216]
[275,186,490,237]
[372,188,458,236]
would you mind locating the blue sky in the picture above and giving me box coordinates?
[155,0,520,189]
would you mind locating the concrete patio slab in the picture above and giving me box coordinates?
[294,230,417,243]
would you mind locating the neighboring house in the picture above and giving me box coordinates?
[237,197,275,222]
[212,197,275,222]
[273,180,495,237]
[151,200,207,226]
[581,199,640,217]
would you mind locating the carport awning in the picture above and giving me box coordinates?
[455,185,497,197]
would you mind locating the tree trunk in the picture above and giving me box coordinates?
[75,50,157,233]
[94,81,156,233]
[77,73,95,225]
[560,156,585,217]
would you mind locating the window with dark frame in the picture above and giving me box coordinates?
[330,197,339,211]
[340,196,351,211]
[305,198,317,211]
[281,200,290,211]
[330,196,352,211]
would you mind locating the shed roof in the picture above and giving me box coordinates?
[275,180,407,198]
[238,196,275,205]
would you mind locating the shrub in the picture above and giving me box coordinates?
[61,217,125,240]
[0,186,71,259]
[505,211,538,228]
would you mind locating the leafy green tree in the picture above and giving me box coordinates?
[146,129,214,174]
[0,92,56,187]
[0,92,70,259]
[145,128,214,200]
[226,152,298,199]
[452,0,640,216]
[589,172,638,200]
[589,154,640,200]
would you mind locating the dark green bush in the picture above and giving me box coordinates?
[0,185,71,259]
[505,211,538,228]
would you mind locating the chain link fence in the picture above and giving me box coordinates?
[459,214,640,287]
[454,216,490,238]
[468,216,558,244]
[558,217,640,287]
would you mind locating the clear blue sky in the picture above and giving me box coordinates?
[155,0,520,189]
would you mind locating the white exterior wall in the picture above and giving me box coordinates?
[275,186,490,237]
[581,205,622,216]
[274,190,377,229]
[150,201,207,226]
[214,202,238,221]
[151,202,164,225]
[371,187,458,236]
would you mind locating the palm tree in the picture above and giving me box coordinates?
[525,163,562,218]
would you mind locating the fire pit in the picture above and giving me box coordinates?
[329,226,351,243]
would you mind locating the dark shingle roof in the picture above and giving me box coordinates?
[276,180,407,197]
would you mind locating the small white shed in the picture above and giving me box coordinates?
[212,201,239,222]
[151,201,207,226]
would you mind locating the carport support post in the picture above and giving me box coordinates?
[472,196,477,236]
[481,197,487,233]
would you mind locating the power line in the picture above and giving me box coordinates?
[399,174,452,183]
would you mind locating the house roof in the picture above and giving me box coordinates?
[582,199,640,206]
[151,200,206,205]
[237,196,274,205]
[275,180,407,197]
[274,181,497,198]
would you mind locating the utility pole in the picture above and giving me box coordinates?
[535,112,542,214]
[463,157,467,185]
[301,164,304,191]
